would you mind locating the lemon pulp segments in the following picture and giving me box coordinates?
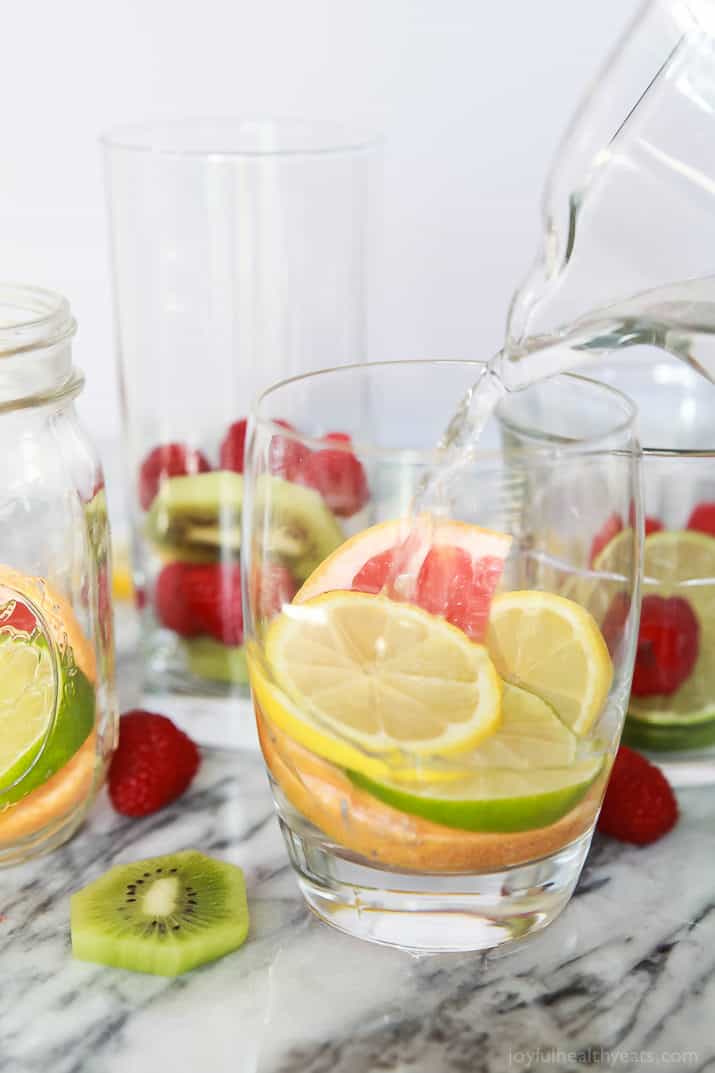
[249,590,502,781]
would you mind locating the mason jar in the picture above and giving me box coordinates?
[0,285,117,865]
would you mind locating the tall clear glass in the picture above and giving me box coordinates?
[103,120,380,747]
[242,360,641,953]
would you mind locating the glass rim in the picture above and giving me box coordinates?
[595,352,715,457]
[100,117,382,159]
[251,359,638,462]
[0,284,76,359]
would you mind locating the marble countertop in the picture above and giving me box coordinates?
[2,721,714,1073]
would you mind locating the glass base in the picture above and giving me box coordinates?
[0,765,106,868]
[280,818,593,953]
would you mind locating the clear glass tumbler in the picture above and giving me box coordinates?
[0,285,117,865]
[593,351,715,786]
[102,119,379,747]
[242,360,641,953]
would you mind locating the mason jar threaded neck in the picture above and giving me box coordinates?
[0,285,78,406]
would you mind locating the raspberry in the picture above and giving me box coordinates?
[589,512,623,566]
[138,443,211,510]
[109,710,200,817]
[301,434,368,517]
[155,561,243,645]
[219,419,248,473]
[631,594,699,697]
[597,745,678,845]
[687,501,715,537]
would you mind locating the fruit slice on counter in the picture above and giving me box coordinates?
[249,589,502,782]
[0,571,96,815]
[349,683,602,832]
[146,472,344,580]
[296,516,512,641]
[71,850,249,976]
[184,637,248,685]
[486,590,613,736]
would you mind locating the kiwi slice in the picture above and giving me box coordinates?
[146,472,244,560]
[71,850,249,976]
[147,471,344,582]
[253,475,344,582]
[184,637,249,685]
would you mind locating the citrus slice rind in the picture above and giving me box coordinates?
[249,590,503,782]
[486,590,613,737]
[0,630,58,794]
[295,516,512,604]
[0,569,96,813]
[349,755,603,833]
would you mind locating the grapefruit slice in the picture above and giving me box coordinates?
[296,517,512,641]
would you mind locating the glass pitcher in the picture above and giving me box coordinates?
[502,0,715,385]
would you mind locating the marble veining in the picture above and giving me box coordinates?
[1,737,713,1072]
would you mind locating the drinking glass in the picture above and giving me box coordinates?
[593,351,715,786]
[103,119,379,747]
[242,360,641,953]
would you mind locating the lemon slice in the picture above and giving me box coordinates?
[486,591,613,736]
[249,590,502,780]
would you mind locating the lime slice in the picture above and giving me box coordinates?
[486,591,613,736]
[350,683,603,833]
[0,633,56,794]
[0,632,95,810]
[249,590,502,781]
[622,530,715,746]
[347,682,596,832]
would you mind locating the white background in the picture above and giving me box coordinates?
[1,0,639,459]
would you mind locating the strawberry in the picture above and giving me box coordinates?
[631,594,699,697]
[155,562,243,645]
[590,512,623,566]
[627,501,663,536]
[138,443,211,510]
[109,710,200,817]
[597,745,678,845]
[687,501,715,537]
[301,434,368,517]
[416,546,505,641]
[251,562,298,620]
[219,419,248,473]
